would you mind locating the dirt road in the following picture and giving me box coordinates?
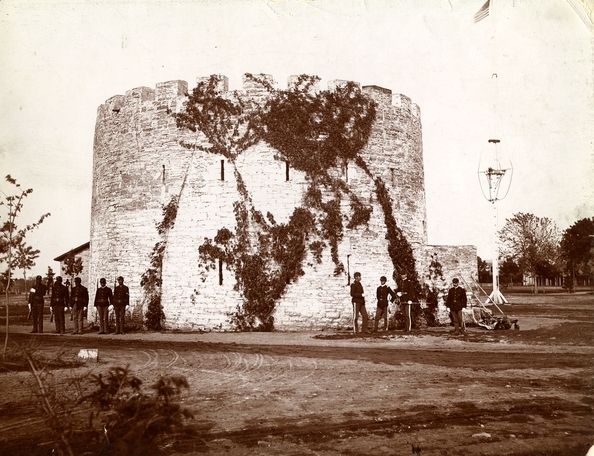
[1,292,593,455]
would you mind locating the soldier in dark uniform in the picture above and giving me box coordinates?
[28,275,46,333]
[113,276,130,334]
[94,277,113,334]
[445,278,468,335]
[374,276,396,332]
[397,273,416,332]
[70,277,89,334]
[50,276,69,334]
[350,272,368,334]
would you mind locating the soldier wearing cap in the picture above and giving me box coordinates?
[397,272,416,332]
[70,277,89,334]
[374,275,396,331]
[113,276,129,334]
[28,275,47,333]
[50,276,69,334]
[350,271,369,334]
[445,278,468,335]
[94,278,113,334]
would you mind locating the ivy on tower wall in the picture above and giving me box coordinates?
[165,74,420,331]
[140,195,178,330]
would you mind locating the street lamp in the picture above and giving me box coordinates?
[479,138,513,305]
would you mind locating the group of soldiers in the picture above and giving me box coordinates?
[350,272,468,334]
[27,270,467,335]
[27,275,130,335]
[350,272,418,334]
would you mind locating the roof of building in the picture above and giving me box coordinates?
[53,242,90,261]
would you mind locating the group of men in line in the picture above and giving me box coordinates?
[350,272,468,335]
[28,270,468,335]
[27,275,130,335]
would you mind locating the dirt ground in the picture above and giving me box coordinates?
[0,292,593,456]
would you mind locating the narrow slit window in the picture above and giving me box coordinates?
[285,161,290,181]
[162,165,166,184]
[221,160,225,181]
[218,259,223,285]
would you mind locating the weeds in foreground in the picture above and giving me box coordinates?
[21,345,194,456]
[84,366,194,456]
[26,349,77,456]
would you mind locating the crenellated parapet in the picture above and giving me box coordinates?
[196,75,228,92]
[97,74,421,119]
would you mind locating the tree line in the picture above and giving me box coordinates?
[478,213,593,292]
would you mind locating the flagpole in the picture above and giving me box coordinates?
[474,0,513,305]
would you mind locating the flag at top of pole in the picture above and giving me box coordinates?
[474,0,490,22]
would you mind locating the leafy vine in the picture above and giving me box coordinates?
[422,253,448,327]
[176,73,421,331]
[140,196,178,330]
[355,157,423,327]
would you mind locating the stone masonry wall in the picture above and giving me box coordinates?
[422,245,478,287]
[90,80,196,323]
[421,244,478,325]
[90,74,475,330]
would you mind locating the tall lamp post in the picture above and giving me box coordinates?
[479,138,512,305]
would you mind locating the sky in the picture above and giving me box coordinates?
[1,0,593,279]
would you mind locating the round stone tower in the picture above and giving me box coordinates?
[90,74,429,330]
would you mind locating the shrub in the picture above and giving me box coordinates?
[84,366,194,456]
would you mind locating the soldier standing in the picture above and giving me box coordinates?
[397,273,416,332]
[445,278,468,335]
[28,275,46,333]
[374,276,396,332]
[94,277,112,334]
[70,277,89,334]
[50,276,69,334]
[350,272,369,334]
[113,276,129,334]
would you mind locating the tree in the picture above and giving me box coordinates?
[45,266,55,296]
[498,257,522,286]
[477,256,492,283]
[14,241,40,292]
[560,217,594,289]
[498,212,560,294]
[0,175,50,358]
[61,252,83,291]
[0,269,15,294]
